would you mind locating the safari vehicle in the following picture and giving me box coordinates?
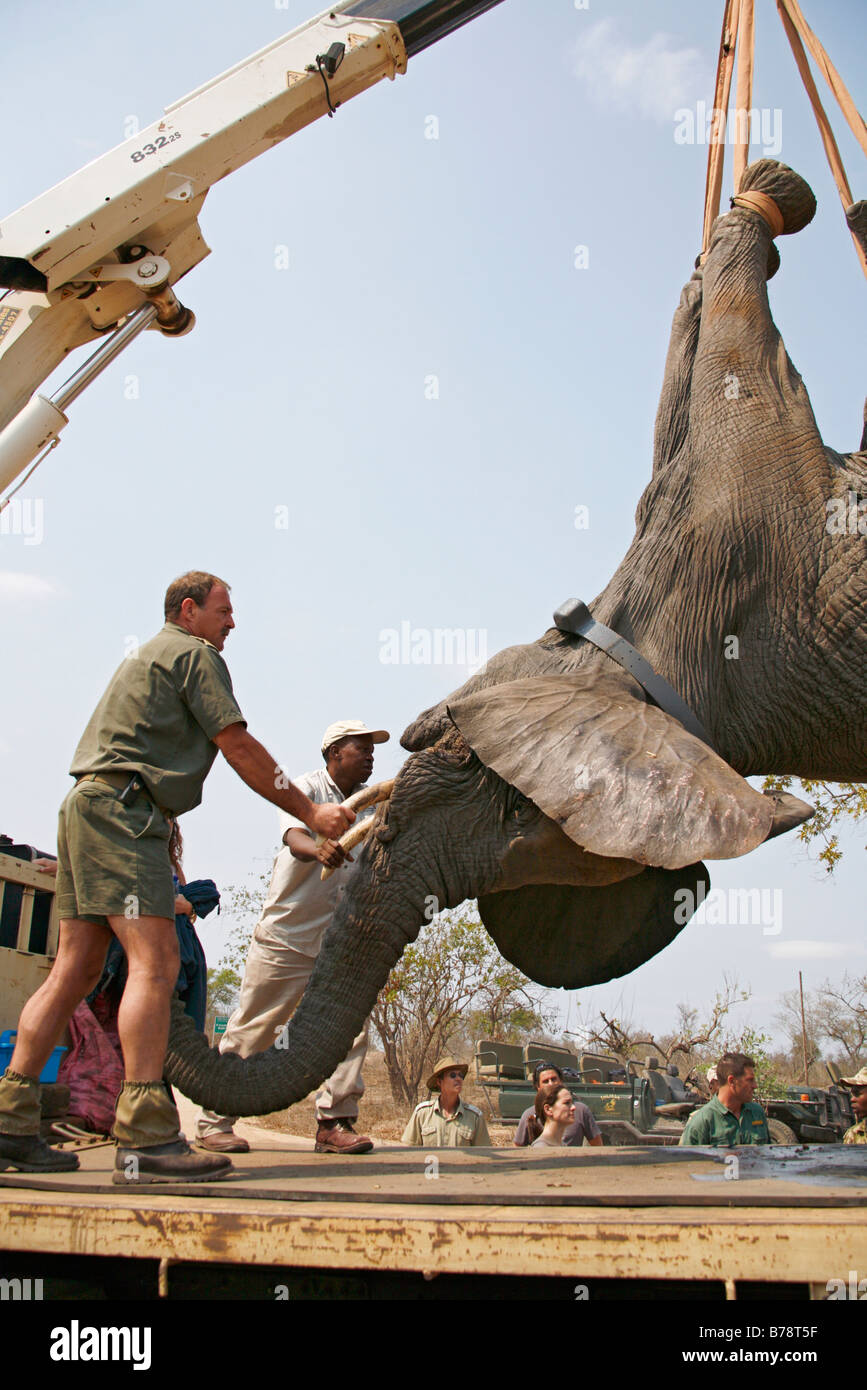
[0,837,59,1033]
[0,837,70,1135]
[640,1055,703,1120]
[762,1071,855,1146]
[636,1054,855,1146]
[474,1039,678,1145]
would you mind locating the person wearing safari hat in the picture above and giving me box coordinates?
[196,720,388,1155]
[839,1066,867,1146]
[401,1055,491,1147]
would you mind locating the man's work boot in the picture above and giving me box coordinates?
[314,1118,373,1154]
[112,1080,232,1183]
[0,1069,79,1172]
[113,1138,233,1185]
[196,1130,250,1154]
[0,1132,80,1173]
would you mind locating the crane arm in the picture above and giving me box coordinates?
[0,0,503,500]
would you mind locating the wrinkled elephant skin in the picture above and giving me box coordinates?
[166,162,864,1117]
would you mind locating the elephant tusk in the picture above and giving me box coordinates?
[319,779,395,880]
[320,817,376,880]
[342,779,395,816]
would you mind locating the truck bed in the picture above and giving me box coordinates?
[1,1140,864,1298]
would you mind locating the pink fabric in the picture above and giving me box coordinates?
[57,999,124,1134]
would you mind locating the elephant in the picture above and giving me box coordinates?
[165,160,866,1116]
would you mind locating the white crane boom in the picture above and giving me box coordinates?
[0,0,503,503]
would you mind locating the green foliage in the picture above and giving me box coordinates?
[722,1026,788,1100]
[762,776,867,872]
[204,866,273,1026]
[206,964,242,1012]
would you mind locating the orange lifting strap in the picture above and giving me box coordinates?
[701,0,867,280]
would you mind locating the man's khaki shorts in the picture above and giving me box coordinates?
[55,780,175,924]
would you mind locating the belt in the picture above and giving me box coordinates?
[75,771,173,819]
[552,597,714,748]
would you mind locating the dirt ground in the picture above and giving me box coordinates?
[253,1050,516,1147]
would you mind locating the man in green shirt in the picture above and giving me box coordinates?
[0,571,354,1183]
[679,1052,770,1146]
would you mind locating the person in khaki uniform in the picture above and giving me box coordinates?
[840,1066,867,1145]
[196,721,389,1155]
[0,572,353,1183]
[402,1056,491,1148]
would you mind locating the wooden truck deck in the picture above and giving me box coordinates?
[1,855,864,1305]
[1,1139,865,1300]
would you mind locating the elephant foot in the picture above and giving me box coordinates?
[736,159,817,236]
[846,200,867,263]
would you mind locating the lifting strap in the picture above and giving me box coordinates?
[776,0,867,279]
[701,0,867,282]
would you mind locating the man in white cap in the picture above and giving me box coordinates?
[196,720,389,1154]
[840,1066,867,1145]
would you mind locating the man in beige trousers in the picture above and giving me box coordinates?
[196,720,388,1154]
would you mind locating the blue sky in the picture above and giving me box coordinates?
[1,0,864,1049]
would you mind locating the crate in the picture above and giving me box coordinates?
[0,1031,66,1082]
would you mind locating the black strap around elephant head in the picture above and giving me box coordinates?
[553,598,713,749]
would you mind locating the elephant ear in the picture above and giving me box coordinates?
[478,863,709,988]
[448,671,775,869]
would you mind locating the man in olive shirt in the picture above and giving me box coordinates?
[0,572,354,1183]
[679,1052,770,1146]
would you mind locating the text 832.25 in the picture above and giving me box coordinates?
[130,132,182,163]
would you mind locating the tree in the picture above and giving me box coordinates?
[572,976,748,1079]
[719,1025,788,1100]
[464,967,551,1045]
[370,904,552,1107]
[776,972,867,1076]
[774,985,823,1084]
[762,776,867,872]
[204,965,241,1037]
[204,867,273,1029]
[812,973,867,1068]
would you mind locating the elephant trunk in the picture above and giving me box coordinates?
[163,838,424,1115]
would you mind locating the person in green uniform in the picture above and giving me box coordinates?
[0,571,354,1183]
[840,1067,867,1145]
[678,1052,770,1146]
[402,1055,491,1147]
